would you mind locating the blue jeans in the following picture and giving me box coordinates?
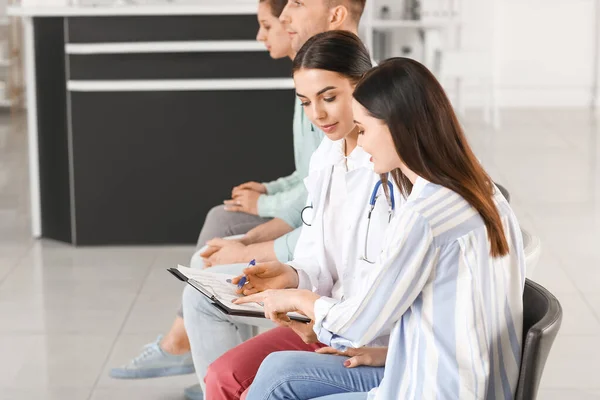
[246,351,382,400]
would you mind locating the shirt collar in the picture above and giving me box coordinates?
[406,176,429,202]
[330,139,371,171]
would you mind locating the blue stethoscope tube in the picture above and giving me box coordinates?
[301,179,395,264]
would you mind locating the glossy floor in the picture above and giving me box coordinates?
[0,109,599,399]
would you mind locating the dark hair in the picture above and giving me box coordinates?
[353,58,509,258]
[292,30,371,84]
[259,0,287,17]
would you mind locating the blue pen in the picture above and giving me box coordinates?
[237,259,256,289]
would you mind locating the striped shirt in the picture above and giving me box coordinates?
[313,177,526,399]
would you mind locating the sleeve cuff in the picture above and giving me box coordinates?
[261,181,271,194]
[287,260,315,290]
[263,180,282,195]
[256,194,276,218]
[313,296,339,346]
[295,268,313,290]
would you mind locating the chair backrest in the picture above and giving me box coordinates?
[495,182,511,203]
[521,229,542,279]
[515,279,563,400]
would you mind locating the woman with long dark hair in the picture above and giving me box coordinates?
[238,57,526,400]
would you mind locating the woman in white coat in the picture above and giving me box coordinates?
[195,31,398,399]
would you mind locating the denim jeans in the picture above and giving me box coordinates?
[246,350,383,400]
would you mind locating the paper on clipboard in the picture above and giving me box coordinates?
[170,265,311,323]
[175,265,265,313]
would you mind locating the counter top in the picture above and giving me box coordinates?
[8,3,257,17]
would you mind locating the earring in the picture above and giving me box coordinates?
[311,124,315,132]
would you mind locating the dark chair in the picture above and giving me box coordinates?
[515,279,563,400]
[496,182,511,203]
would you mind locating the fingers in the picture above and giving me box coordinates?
[232,292,264,305]
[287,319,308,329]
[234,280,257,296]
[314,347,359,357]
[199,245,219,258]
[224,199,245,212]
[243,264,267,276]
[203,259,213,267]
[268,310,283,322]
[224,205,243,212]
[344,354,372,368]
[234,279,253,294]
[231,275,243,285]
[241,287,260,296]
[232,188,253,199]
[234,182,260,195]
[287,320,310,338]
[241,282,259,295]
[315,347,343,356]
[272,312,291,326]
[315,347,343,355]
[206,238,230,248]
[231,187,243,197]
[233,188,251,197]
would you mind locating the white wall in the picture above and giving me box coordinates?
[495,0,595,107]
[13,0,597,108]
[372,0,597,108]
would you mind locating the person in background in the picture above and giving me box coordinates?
[109,1,323,393]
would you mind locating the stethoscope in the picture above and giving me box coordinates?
[301,178,396,264]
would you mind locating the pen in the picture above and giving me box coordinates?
[237,259,256,289]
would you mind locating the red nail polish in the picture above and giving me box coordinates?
[344,360,351,367]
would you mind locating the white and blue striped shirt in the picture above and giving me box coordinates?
[313,177,526,399]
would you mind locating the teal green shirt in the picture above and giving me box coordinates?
[273,227,302,262]
[257,99,323,224]
[259,99,323,262]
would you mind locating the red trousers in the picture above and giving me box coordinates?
[205,326,326,400]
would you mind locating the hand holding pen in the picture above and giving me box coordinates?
[234,259,256,290]
[231,261,300,296]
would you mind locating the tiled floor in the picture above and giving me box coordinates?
[0,109,599,399]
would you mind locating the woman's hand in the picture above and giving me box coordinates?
[232,181,267,198]
[315,346,388,368]
[224,189,261,215]
[272,315,318,344]
[201,238,247,267]
[231,261,299,295]
[233,289,319,321]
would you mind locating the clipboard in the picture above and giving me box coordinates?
[167,267,311,324]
